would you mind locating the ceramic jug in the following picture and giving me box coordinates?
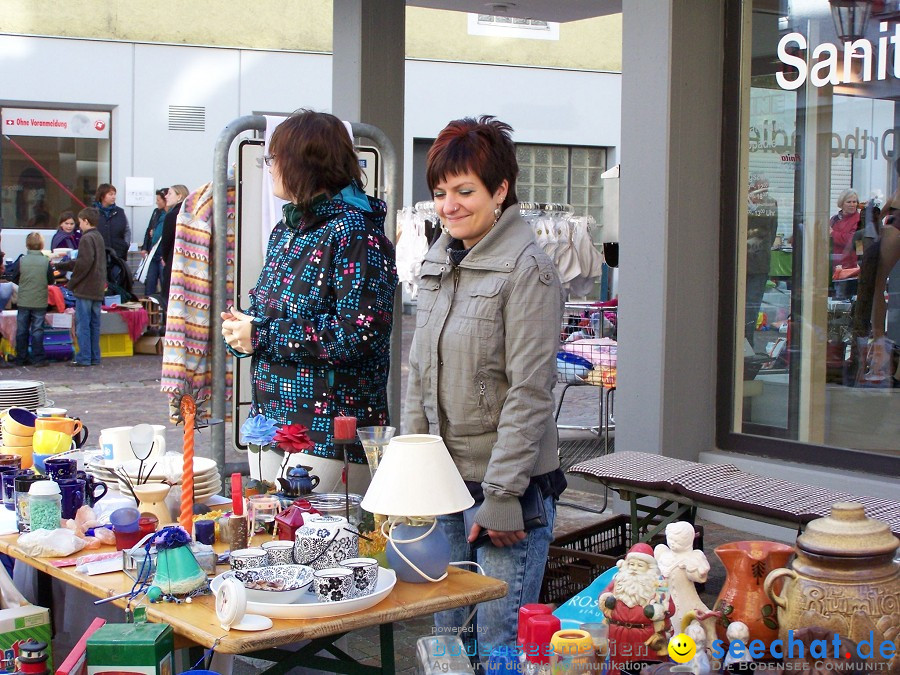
[277,465,320,497]
[713,540,794,646]
[764,502,899,672]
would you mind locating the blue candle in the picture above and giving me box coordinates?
[194,519,215,545]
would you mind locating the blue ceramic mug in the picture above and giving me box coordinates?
[57,478,85,520]
[44,457,77,482]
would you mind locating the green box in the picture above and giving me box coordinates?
[86,623,174,675]
[0,605,52,672]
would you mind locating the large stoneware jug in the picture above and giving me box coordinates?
[714,540,794,646]
[764,502,899,672]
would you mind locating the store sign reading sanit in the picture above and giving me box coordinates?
[777,22,900,90]
[1,108,110,139]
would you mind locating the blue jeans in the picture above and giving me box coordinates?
[74,298,102,365]
[434,495,556,664]
[144,254,163,296]
[15,308,46,364]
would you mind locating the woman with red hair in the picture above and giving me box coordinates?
[405,116,565,660]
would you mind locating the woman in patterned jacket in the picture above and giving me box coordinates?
[222,110,397,494]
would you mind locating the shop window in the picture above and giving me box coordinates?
[0,108,111,230]
[721,1,900,472]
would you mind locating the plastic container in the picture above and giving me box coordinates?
[14,473,46,533]
[28,480,61,531]
[523,613,560,673]
[550,629,594,674]
[110,507,141,532]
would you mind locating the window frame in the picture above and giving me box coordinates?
[716,0,900,477]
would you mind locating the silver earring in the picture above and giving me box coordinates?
[492,206,502,226]
[439,219,450,235]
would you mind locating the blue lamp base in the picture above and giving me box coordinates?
[385,521,450,583]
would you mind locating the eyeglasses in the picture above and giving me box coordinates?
[263,154,276,167]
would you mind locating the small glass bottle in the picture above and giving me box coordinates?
[28,480,62,532]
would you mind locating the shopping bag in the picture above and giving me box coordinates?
[133,240,160,284]
[0,563,27,609]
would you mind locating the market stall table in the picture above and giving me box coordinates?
[0,534,507,673]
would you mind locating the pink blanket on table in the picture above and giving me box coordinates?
[102,307,149,342]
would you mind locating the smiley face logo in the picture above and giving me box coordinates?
[667,633,696,663]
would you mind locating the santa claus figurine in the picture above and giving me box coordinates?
[598,543,675,668]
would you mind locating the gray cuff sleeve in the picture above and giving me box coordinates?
[474,493,524,532]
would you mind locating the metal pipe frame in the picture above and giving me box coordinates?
[210,116,401,478]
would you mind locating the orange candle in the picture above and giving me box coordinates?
[179,398,196,533]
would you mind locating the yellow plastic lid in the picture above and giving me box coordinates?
[551,629,593,655]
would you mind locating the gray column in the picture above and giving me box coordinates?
[332,0,405,157]
[617,0,724,460]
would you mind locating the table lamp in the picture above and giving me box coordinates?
[361,434,474,583]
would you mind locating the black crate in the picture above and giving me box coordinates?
[540,515,628,605]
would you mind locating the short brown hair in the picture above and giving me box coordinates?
[268,110,362,212]
[58,210,76,226]
[78,207,99,227]
[25,232,44,250]
[426,116,519,211]
[95,183,116,203]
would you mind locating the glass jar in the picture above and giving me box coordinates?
[306,493,363,527]
[14,473,44,533]
[28,480,62,532]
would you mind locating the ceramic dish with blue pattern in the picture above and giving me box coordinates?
[227,564,314,603]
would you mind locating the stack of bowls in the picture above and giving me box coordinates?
[0,408,36,469]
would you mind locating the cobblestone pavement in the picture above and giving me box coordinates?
[3,313,765,673]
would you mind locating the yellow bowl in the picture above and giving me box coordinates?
[0,446,32,470]
[0,432,32,448]
[0,408,36,436]
[32,430,73,455]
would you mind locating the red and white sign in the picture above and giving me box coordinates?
[0,108,110,139]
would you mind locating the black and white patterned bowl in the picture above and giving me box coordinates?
[341,557,378,598]
[227,564,314,604]
[313,567,353,603]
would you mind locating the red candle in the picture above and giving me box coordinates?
[231,473,243,516]
[334,416,357,441]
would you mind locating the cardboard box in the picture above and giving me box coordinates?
[86,623,173,675]
[0,605,52,672]
[46,313,73,329]
[134,336,164,355]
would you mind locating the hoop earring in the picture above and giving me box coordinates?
[492,206,502,227]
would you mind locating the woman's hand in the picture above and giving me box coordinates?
[141,250,148,258]
[467,522,526,548]
[222,306,255,354]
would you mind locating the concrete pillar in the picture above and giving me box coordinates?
[332,0,405,170]
[616,0,724,460]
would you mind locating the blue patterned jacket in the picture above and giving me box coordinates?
[247,194,397,462]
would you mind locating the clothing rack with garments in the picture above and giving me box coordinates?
[520,203,604,298]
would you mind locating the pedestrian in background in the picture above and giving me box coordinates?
[56,207,107,367]
[93,183,130,259]
[140,188,168,296]
[13,232,53,368]
[159,184,189,302]
[51,211,80,250]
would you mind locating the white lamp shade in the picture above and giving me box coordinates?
[361,434,474,517]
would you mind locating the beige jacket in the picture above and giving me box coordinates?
[405,205,564,532]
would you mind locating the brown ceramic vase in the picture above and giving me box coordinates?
[714,540,794,645]
[764,502,899,672]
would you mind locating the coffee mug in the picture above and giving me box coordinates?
[0,468,19,511]
[57,478,85,520]
[229,547,268,571]
[44,457,77,482]
[83,474,108,507]
[36,408,67,418]
[261,540,294,566]
[35,417,89,449]
[313,567,353,603]
[0,455,22,470]
[32,430,74,455]
[341,557,379,598]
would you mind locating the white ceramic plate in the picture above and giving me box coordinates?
[96,455,218,479]
[210,567,396,619]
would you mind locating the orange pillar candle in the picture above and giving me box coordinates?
[179,397,196,533]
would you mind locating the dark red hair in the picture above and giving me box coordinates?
[426,116,518,211]
[269,110,362,213]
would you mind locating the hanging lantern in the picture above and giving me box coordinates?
[829,0,873,42]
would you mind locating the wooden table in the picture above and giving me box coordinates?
[0,535,507,673]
